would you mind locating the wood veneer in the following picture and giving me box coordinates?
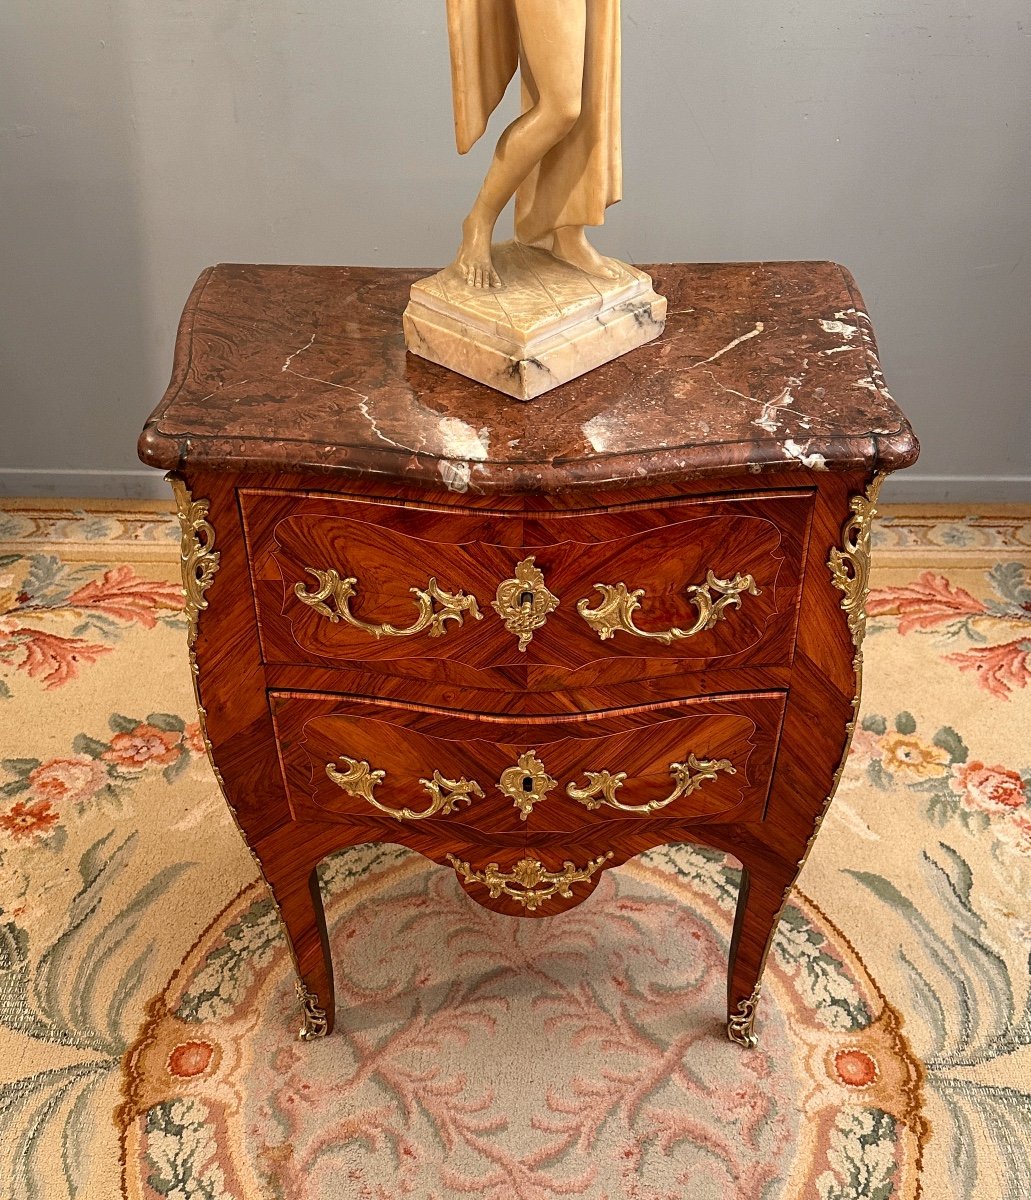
[271,690,786,832]
[243,488,809,673]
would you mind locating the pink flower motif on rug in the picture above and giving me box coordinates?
[182,722,207,756]
[26,756,108,808]
[945,640,1031,701]
[997,812,1031,856]
[951,762,1027,813]
[103,724,183,769]
[0,556,184,695]
[0,711,207,823]
[867,563,1031,701]
[0,798,60,841]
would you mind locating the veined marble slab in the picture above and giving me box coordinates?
[403,241,667,401]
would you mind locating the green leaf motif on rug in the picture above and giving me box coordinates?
[774,906,871,1031]
[0,759,41,798]
[817,1108,899,1200]
[638,841,742,908]
[175,846,412,1024]
[895,711,917,735]
[318,843,409,893]
[986,561,1031,612]
[108,713,141,734]
[642,845,873,1031]
[143,712,186,734]
[848,843,1031,1200]
[0,833,194,1200]
[71,734,110,760]
[144,1099,229,1200]
[176,899,282,1023]
[0,918,29,974]
[931,725,968,765]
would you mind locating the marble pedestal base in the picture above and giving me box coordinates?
[403,241,667,401]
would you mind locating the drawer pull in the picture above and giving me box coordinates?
[446,852,614,911]
[567,753,736,814]
[576,570,760,644]
[296,568,483,639]
[326,756,483,821]
[496,750,558,820]
[492,557,559,651]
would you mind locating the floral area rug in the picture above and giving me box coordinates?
[0,499,1028,1200]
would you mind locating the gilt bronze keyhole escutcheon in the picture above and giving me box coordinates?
[492,557,559,651]
[497,751,558,820]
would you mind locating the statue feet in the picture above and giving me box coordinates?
[455,215,503,290]
[548,226,623,281]
[452,222,623,290]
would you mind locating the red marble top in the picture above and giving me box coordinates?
[138,261,918,493]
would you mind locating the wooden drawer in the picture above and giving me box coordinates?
[270,690,787,833]
[243,489,812,673]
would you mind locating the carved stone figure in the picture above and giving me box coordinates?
[448,0,623,289]
[403,0,666,401]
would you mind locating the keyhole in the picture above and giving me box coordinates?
[522,775,534,793]
[519,591,534,608]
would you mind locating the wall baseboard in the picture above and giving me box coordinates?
[0,469,170,500]
[1,468,1028,505]
[879,474,1031,504]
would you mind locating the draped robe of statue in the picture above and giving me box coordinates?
[446,0,622,247]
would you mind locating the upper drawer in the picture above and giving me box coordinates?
[241,489,812,673]
[270,689,787,835]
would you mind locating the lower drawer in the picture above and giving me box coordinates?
[270,690,786,834]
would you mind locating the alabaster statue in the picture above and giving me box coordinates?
[403,0,666,401]
[449,0,622,289]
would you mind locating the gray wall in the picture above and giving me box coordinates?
[2,0,1028,501]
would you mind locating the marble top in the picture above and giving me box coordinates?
[138,261,918,494]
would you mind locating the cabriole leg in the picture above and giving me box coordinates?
[264,860,336,1039]
[725,863,795,1048]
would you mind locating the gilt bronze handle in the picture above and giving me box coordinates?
[566,753,736,815]
[296,567,482,639]
[326,756,483,822]
[576,570,760,644]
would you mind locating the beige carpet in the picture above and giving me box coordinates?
[0,499,1028,1199]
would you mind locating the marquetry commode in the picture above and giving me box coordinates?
[138,261,918,1047]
